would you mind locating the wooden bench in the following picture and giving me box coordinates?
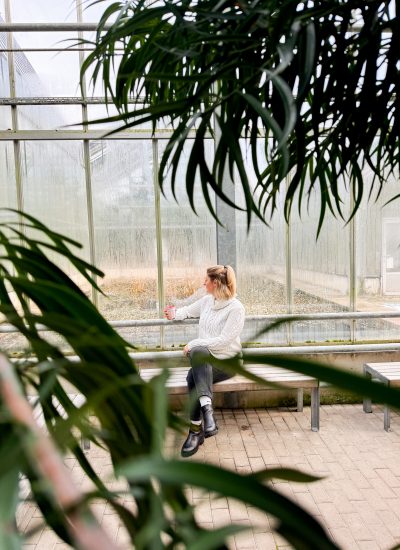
[363,362,400,431]
[140,365,320,431]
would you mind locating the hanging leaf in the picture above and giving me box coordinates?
[81,0,400,227]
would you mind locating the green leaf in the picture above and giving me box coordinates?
[118,457,339,550]
[0,466,21,550]
[251,467,322,484]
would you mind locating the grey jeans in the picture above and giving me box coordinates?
[186,346,233,420]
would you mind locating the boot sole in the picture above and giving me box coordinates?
[204,427,218,438]
[181,437,205,457]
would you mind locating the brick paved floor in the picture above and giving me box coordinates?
[17,404,400,550]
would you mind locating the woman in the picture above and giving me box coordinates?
[164,265,245,457]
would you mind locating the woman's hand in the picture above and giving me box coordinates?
[163,305,176,320]
[183,345,189,356]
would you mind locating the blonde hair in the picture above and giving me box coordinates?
[207,265,237,300]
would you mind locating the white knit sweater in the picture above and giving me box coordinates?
[174,294,245,359]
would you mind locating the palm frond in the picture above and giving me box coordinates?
[80,0,399,226]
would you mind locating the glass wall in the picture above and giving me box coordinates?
[290,181,352,343]
[18,105,83,130]
[236,139,288,345]
[90,139,158,320]
[160,139,218,348]
[1,0,400,351]
[9,1,77,22]
[0,106,11,129]
[0,140,16,209]
[236,139,287,315]
[12,34,80,98]
[0,42,10,97]
[19,140,90,280]
[355,172,400,341]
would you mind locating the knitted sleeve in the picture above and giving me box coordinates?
[174,296,207,320]
[187,304,245,353]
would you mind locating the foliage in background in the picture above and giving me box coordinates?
[81,0,399,230]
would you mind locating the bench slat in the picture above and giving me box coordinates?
[140,366,319,390]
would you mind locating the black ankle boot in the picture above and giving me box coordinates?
[181,428,204,457]
[202,404,218,437]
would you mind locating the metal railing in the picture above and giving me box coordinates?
[1,309,400,359]
[2,309,400,332]
[2,311,400,364]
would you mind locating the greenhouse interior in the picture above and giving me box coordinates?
[2,1,400,352]
[1,1,400,550]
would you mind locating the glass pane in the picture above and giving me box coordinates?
[291,182,351,343]
[234,139,288,345]
[87,103,127,130]
[10,1,77,22]
[90,140,159,326]
[0,142,19,347]
[14,48,81,98]
[12,30,78,49]
[0,47,10,97]
[18,105,83,129]
[81,0,117,22]
[160,139,217,348]
[356,172,400,340]
[0,141,17,209]
[20,140,90,286]
[87,103,152,130]
[0,106,12,129]
[11,31,80,98]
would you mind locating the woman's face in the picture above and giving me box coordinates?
[203,275,216,295]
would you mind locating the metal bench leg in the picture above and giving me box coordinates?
[363,366,372,413]
[311,386,320,432]
[384,380,391,432]
[82,437,90,450]
[296,388,303,412]
[384,405,390,432]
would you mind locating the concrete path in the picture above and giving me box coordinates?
[18,404,400,549]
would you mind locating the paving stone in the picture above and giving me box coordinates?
[233,520,255,549]
[317,502,346,529]
[212,507,232,527]
[375,468,400,488]
[253,532,277,550]
[233,450,251,468]
[330,526,359,550]
[343,512,375,541]
[369,476,398,499]
[194,498,212,523]
[243,444,262,458]
[228,499,250,521]
[377,510,400,538]
[245,506,271,534]
[248,456,265,472]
